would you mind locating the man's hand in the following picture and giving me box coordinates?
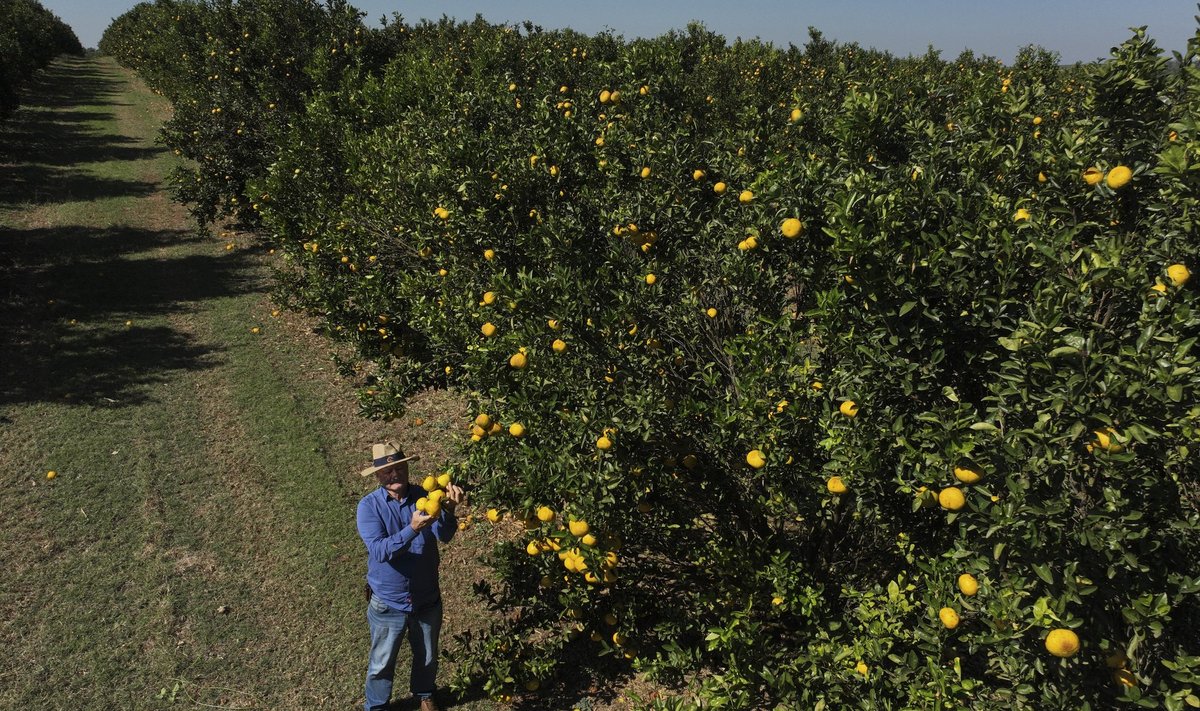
[410,508,435,532]
[443,483,465,513]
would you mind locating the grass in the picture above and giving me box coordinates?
[0,55,649,711]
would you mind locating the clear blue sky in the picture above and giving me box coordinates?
[43,0,1200,64]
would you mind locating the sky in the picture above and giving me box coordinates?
[41,0,1200,64]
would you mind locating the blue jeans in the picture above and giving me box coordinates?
[364,594,442,711]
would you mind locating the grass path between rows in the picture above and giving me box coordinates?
[0,55,526,711]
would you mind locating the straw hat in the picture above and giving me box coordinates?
[360,441,419,477]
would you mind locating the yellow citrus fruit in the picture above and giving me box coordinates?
[482,291,496,304]
[569,519,589,536]
[486,508,501,523]
[1083,167,1103,186]
[612,632,627,646]
[1038,171,1047,183]
[1112,669,1136,688]
[855,661,869,676]
[483,248,495,260]
[421,475,438,492]
[939,487,966,511]
[434,206,449,219]
[581,533,597,546]
[46,470,57,480]
[1045,628,1080,658]
[536,506,555,522]
[706,307,717,318]
[789,108,802,122]
[481,322,496,337]
[746,449,766,469]
[525,541,541,556]
[739,190,754,204]
[609,90,621,103]
[598,89,610,103]
[474,413,492,429]
[645,273,656,285]
[437,473,451,487]
[509,422,525,437]
[1106,651,1129,669]
[827,476,847,495]
[939,607,960,629]
[1105,165,1132,189]
[839,400,858,417]
[416,497,428,513]
[1013,208,1031,222]
[1167,263,1190,286]
[781,218,803,238]
[552,339,567,353]
[957,574,979,596]
[1033,116,1043,125]
[713,181,727,194]
[597,435,613,450]
[953,465,983,484]
[693,169,705,181]
[640,166,651,178]
[509,352,527,369]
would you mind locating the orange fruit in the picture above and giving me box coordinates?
[781,218,803,238]
[1045,628,1080,658]
[1105,165,1132,189]
[938,487,966,511]
[939,607,960,629]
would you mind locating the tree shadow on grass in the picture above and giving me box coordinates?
[0,164,161,207]
[13,56,128,109]
[0,224,262,410]
[0,56,166,208]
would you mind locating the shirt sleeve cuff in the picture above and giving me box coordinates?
[394,525,418,550]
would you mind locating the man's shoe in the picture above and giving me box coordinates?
[418,698,438,711]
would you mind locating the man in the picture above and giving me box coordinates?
[357,441,465,711]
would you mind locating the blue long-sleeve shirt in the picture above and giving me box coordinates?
[356,486,457,612]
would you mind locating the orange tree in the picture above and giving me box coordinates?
[114,6,1200,708]
[251,17,1200,709]
[101,0,365,226]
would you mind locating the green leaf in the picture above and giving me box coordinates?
[899,300,917,316]
[942,386,959,402]
[1033,564,1055,585]
[971,422,998,432]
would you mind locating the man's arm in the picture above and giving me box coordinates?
[357,498,419,562]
